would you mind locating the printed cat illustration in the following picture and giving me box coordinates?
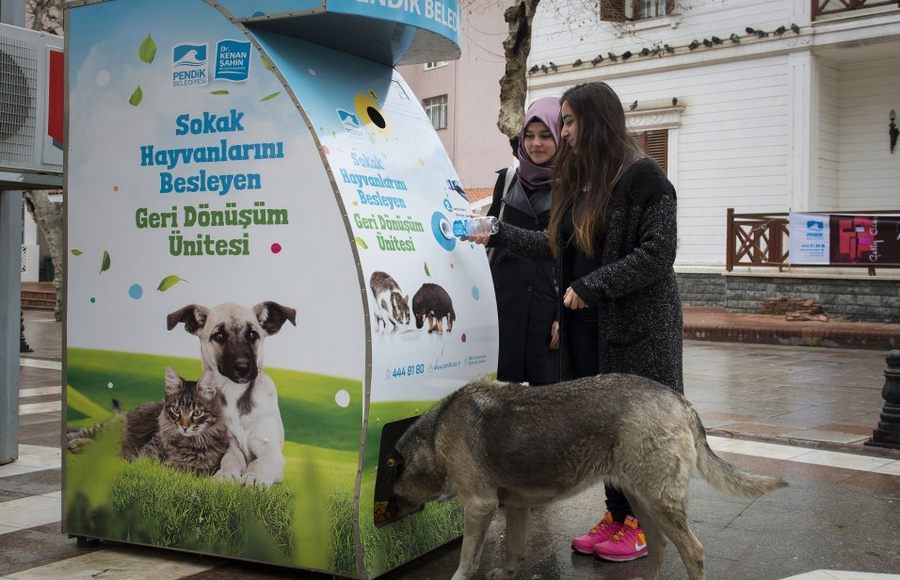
[370,271,410,332]
[67,368,229,476]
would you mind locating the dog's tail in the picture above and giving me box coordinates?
[690,406,787,496]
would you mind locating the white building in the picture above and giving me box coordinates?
[528,0,900,270]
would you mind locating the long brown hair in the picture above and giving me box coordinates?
[548,82,640,258]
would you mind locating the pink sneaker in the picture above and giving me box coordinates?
[594,515,649,562]
[571,512,622,554]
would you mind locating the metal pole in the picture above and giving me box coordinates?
[0,0,26,465]
[0,191,23,464]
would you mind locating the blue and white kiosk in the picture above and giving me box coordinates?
[64,1,498,577]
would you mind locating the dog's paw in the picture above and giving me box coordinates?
[486,568,515,580]
[213,470,242,483]
[239,473,274,488]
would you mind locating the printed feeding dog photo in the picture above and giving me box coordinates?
[167,301,296,487]
[384,374,787,580]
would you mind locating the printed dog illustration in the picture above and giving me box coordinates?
[370,271,410,332]
[167,301,296,486]
[412,283,455,334]
[384,374,787,580]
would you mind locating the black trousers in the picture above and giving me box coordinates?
[566,311,633,523]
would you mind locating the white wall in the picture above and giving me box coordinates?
[817,59,840,210]
[837,55,900,211]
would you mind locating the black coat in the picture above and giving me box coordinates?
[487,168,559,385]
[490,159,683,392]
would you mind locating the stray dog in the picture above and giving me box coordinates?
[167,301,296,486]
[385,374,787,580]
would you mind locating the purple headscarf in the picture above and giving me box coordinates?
[516,96,561,190]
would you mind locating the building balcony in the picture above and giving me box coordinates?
[812,0,899,21]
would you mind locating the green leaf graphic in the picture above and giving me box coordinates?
[260,54,275,72]
[354,237,368,250]
[424,262,431,277]
[129,86,143,107]
[100,250,110,273]
[259,92,280,102]
[138,34,157,63]
[71,249,83,256]
[210,89,230,96]
[157,275,187,292]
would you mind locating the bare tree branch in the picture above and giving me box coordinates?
[24,192,63,321]
[26,0,65,35]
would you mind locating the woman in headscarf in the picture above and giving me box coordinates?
[486,96,562,386]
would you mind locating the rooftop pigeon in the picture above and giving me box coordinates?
[791,23,800,34]
[689,40,700,50]
[629,100,638,111]
[730,33,741,43]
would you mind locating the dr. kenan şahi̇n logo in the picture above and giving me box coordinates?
[172,43,208,87]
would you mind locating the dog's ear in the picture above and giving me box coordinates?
[196,373,217,400]
[254,301,297,335]
[167,304,208,335]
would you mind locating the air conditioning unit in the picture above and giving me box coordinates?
[0,22,63,178]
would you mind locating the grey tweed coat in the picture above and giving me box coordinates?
[490,158,683,392]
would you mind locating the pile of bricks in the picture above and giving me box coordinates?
[759,297,829,322]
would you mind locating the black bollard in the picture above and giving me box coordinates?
[866,349,900,449]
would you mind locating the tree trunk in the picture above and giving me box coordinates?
[497,0,541,152]
[24,192,63,322]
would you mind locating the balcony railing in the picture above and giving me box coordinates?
[812,0,899,20]
[725,209,790,271]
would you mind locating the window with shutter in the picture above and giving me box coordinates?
[600,0,673,22]
[599,0,625,22]
[633,129,668,172]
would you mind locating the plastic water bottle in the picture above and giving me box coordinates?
[452,216,498,238]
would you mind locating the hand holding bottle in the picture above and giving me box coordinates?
[453,216,497,245]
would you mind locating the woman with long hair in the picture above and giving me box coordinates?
[472,82,683,563]
[487,96,561,386]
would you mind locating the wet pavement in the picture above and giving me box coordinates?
[2,310,899,580]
